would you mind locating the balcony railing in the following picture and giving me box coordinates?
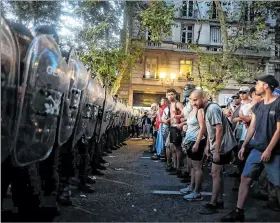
[142,76,159,80]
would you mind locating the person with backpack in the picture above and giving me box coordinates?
[189,90,237,215]
[221,75,280,222]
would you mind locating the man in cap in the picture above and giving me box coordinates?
[221,75,280,221]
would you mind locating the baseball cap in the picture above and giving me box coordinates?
[255,75,279,89]
[239,86,250,93]
[231,93,240,99]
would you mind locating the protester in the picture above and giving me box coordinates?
[151,98,169,160]
[151,103,158,151]
[230,93,242,131]
[231,87,262,191]
[165,88,184,175]
[142,111,151,139]
[180,95,206,201]
[221,75,280,222]
[189,90,237,214]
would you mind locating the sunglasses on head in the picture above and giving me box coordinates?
[239,91,248,94]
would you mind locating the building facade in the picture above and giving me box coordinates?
[118,1,279,107]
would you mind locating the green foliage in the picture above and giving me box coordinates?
[140,1,176,43]
[78,24,144,93]
[2,0,61,27]
[189,1,273,95]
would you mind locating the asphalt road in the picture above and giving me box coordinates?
[54,139,280,222]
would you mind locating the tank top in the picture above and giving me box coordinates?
[185,109,204,142]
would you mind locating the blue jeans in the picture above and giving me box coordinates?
[242,149,280,186]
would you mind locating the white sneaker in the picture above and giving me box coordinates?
[180,185,193,194]
[183,192,203,201]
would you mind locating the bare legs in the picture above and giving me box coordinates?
[210,163,224,205]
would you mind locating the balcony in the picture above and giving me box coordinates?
[142,76,159,80]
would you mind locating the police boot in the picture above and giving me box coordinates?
[92,169,105,176]
[111,146,118,150]
[58,180,73,206]
[40,196,61,218]
[99,157,107,164]
[97,164,107,170]
[102,151,108,156]
[87,176,96,184]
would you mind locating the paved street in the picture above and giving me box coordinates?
[54,139,280,222]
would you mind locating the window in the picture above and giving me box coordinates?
[243,2,254,22]
[179,60,192,79]
[245,63,256,73]
[181,1,194,18]
[147,30,151,41]
[145,58,158,79]
[211,2,218,19]
[210,26,221,44]
[181,24,193,44]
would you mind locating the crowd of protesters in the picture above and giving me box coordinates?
[145,75,280,221]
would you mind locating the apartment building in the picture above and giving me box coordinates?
[118,1,278,107]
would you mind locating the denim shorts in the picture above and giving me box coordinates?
[242,149,280,186]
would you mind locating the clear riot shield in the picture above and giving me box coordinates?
[97,90,113,142]
[57,49,88,145]
[1,17,20,162]
[71,64,90,147]
[85,77,104,139]
[113,102,120,128]
[106,98,116,131]
[12,35,70,166]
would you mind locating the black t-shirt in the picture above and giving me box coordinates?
[251,97,280,154]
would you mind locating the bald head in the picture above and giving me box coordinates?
[190,89,205,99]
[190,89,206,109]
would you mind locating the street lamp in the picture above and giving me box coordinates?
[160,72,176,86]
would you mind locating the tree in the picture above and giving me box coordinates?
[140,1,176,43]
[189,1,274,96]
[2,0,62,28]
[77,1,144,94]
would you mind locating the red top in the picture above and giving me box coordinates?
[155,104,168,131]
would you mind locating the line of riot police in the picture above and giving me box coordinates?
[1,17,135,221]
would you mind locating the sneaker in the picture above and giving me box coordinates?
[180,185,193,194]
[220,208,245,222]
[169,169,178,175]
[166,166,175,172]
[151,155,160,160]
[183,192,203,201]
[198,203,218,215]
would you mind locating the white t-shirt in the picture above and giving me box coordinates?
[182,102,192,132]
[183,102,193,120]
[239,103,253,141]
[162,107,170,121]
